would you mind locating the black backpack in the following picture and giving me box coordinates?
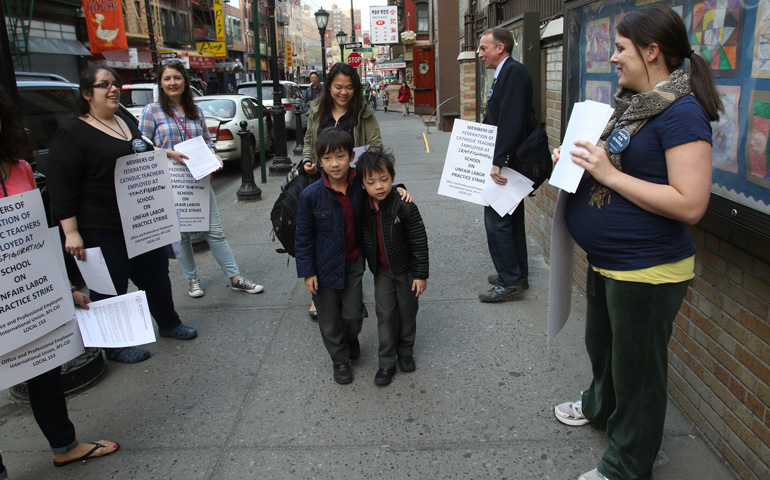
[270,164,310,257]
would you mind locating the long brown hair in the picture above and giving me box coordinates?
[617,4,723,121]
[317,62,364,128]
[0,87,32,165]
[157,63,200,120]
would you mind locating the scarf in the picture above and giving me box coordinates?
[590,68,692,208]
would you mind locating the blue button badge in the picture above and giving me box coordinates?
[608,129,630,154]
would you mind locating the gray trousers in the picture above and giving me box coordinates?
[313,256,367,366]
[374,269,419,369]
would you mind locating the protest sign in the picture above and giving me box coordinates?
[75,291,156,348]
[114,150,180,258]
[168,159,210,232]
[0,320,84,391]
[0,191,75,357]
[438,119,496,205]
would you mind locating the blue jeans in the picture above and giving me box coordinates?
[178,188,240,279]
[484,202,528,286]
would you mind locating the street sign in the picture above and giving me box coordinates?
[348,52,363,68]
[344,42,362,49]
[160,52,177,59]
[353,47,373,53]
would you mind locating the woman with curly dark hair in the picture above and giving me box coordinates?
[0,86,119,478]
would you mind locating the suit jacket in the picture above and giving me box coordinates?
[483,56,533,169]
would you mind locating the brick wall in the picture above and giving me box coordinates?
[529,39,770,480]
[458,52,477,121]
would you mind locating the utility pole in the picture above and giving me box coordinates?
[144,0,159,72]
[350,0,355,42]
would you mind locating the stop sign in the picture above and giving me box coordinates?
[348,52,363,68]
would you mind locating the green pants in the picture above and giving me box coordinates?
[581,268,690,480]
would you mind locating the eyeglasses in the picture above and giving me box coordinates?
[92,80,122,89]
[161,58,183,66]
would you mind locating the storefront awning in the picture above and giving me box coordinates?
[374,55,406,71]
[27,38,91,56]
[89,49,154,69]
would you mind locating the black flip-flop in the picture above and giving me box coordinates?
[53,442,121,467]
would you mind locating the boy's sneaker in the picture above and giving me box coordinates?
[554,399,590,426]
[188,276,204,298]
[231,277,264,294]
[577,468,606,480]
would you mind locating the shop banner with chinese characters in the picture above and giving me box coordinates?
[82,0,128,53]
[369,6,398,44]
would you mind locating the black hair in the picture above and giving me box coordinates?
[355,146,395,180]
[157,63,200,120]
[318,62,364,128]
[77,66,121,115]
[315,128,354,159]
[309,71,319,80]
[481,27,513,55]
[0,87,32,165]
[617,4,722,121]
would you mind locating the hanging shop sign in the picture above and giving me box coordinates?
[82,0,128,53]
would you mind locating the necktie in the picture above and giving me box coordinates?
[483,77,497,121]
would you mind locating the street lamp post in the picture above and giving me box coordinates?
[267,0,292,174]
[350,0,355,42]
[315,8,330,81]
[336,30,347,63]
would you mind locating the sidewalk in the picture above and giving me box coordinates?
[0,111,735,479]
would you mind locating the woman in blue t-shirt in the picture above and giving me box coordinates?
[551,5,723,480]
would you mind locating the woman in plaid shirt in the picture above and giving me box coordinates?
[140,60,264,298]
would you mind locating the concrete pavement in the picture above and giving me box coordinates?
[0,110,736,479]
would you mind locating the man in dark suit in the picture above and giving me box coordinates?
[477,27,533,302]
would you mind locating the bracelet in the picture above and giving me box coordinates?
[71,285,77,292]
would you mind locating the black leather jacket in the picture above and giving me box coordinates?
[360,192,429,279]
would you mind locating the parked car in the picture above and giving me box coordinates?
[194,94,272,164]
[235,80,306,132]
[15,72,137,174]
[120,82,203,120]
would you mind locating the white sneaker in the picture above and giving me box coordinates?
[231,277,264,294]
[578,468,607,480]
[554,399,590,426]
[188,276,204,298]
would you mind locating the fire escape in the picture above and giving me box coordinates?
[3,0,35,71]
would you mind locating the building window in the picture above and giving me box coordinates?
[416,3,428,33]
[227,15,242,43]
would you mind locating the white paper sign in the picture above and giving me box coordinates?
[369,6,399,44]
[173,135,221,180]
[114,150,181,258]
[438,119,496,205]
[480,167,534,217]
[75,291,156,348]
[0,191,75,357]
[548,100,614,193]
[0,320,84,391]
[75,247,117,296]
[168,159,210,232]
[547,190,577,343]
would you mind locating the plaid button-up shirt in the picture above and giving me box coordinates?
[139,103,214,150]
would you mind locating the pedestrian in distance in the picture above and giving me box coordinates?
[139,59,264,299]
[356,147,429,386]
[0,86,120,479]
[48,66,198,364]
[476,27,533,302]
[303,71,323,114]
[397,83,412,116]
[301,62,383,320]
[382,90,389,112]
[551,5,722,480]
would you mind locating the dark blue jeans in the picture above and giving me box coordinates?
[484,202,528,287]
[80,228,181,331]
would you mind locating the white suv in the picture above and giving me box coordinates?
[120,83,203,120]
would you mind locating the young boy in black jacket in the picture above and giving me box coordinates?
[356,148,429,386]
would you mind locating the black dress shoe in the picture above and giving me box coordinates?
[398,355,416,372]
[333,363,353,384]
[374,367,396,386]
[348,337,361,360]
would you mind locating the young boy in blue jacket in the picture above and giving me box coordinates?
[356,148,429,386]
[295,129,366,384]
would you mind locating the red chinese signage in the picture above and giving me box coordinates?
[82,0,128,53]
